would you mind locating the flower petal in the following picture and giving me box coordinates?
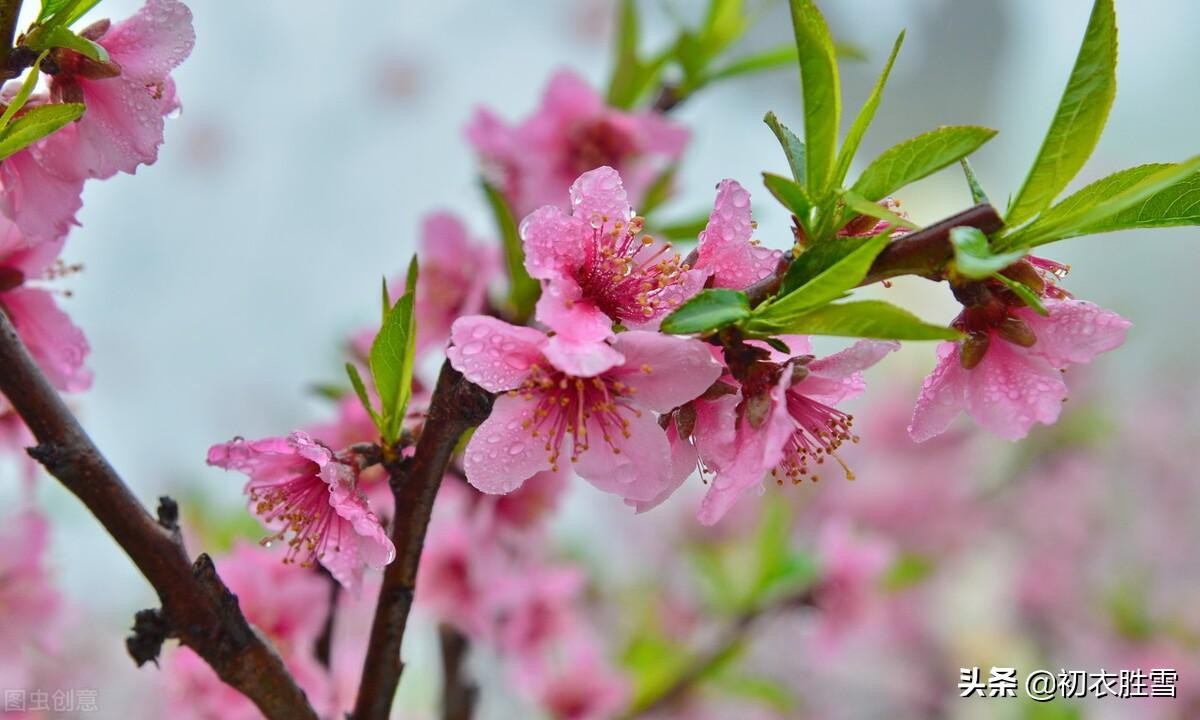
[965,340,1067,441]
[462,395,553,494]
[519,205,586,281]
[608,332,722,412]
[696,179,782,289]
[99,0,195,84]
[573,409,672,502]
[2,287,91,393]
[542,335,625,378]
[1020,298,1131,368]
[447,315,545,393]
[908,342,968,443]
[627,419,697,514]
[569,166,632,227]
[802,340,899,405]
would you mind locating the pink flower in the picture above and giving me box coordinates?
[0,216,91,397]
[909,261,1130,441]
[0,511,65,691]
[447,315,722,505]
[488,468,569,531]
[466,69,688,217]
[811,520,893,651]
[206,432,395,592]
[45,0,195,180]
[693,179,782,289]
[416,483,501,637]
[0,137,83,245]
[164,541,334,719]
[493,565,586,664]
[697,338,898,525]
[520,167,705,365]
[518,635,629,720]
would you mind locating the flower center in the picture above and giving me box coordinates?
[0,266,24,293]
[773,391,858,484]
[250,468,341,568]
[574,218,690,324]
[513,364,640,471]
[565,117,636,176]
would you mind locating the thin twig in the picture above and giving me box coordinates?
[314,565,340,669]
[0,311,318,720]
[0,0,23,76]
[439,624,479,720]
[352,361,494,720]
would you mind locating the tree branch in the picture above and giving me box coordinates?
[0,311,318,720]
[0,0,23,76]
[439,624,479,720]
[352,361,494,720]
[744,203,1005,307]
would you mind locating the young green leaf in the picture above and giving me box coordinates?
[660,289,750,335]
[1005,0,1117,227]
[762,172,813,225]
[650,212,710,242]
[997,156,1200,249]
[0,103,85,162]
[639,164,678,217]
[744,299,960,340]
[369,259,418,444]
[27,24,109,62]
[850,125,997,202]
[787,0,841,195]
[38,0,100,27]
[960,158,990,205]
[763,112,806,183]
[840,189,919,231]
[344,362,382,430]
[780,236,870,294]
[0,52,49,132]
[992,273,1048,316]
[833,31,905,186]
[753,232,889,320]
[948,226,1025,280]
[482,180,540,322]
[606,0,647,109]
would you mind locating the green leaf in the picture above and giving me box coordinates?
[1006,0,1117,227]
[833,31,905,187]
[997,157,1200,249]
[369,258,418,444]
[606,0,644,109]
[992,272,1048,316]
[780,236,870,294]
[0,52,49,132]
[850,126,997,202]
[762,172,813,226]
[0,103,85,162]
[744,299,961,340]
[698,41,866,91]
[840,189,919,231]
[763,112,806,184]
[38,0,101,27]
[948,226,1025,280]
[660,289,750,335]
[639,163,677,217]
[787,0,841,194]
[707,672,798,712]
[882,553,935,591]
[344,362,381,430]
[482,180,540,321]
[960,158,991,205]
[754,232,889,319]
[28,24,110,62]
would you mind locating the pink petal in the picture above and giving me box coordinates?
[908,342,969,443]
[71,74,169,177]
[464,107,515,159]
[695,179,782,289]
[802,340,899,405]
[569,166,632,227]
[607,332,722,412]
[692,393,740,471]
[0,147,83,242]
[329,483,395,569]
[542,335,624,378]
[573,409,672,503]
[636,112,690,160]
[534,278,614,344]
[419,212,472,266]
[965,340,1067,441]
[1020,298,1131,368]
[2,234,65,278]
[447,315,545,393]
[626,419,699,514]
[697,368,794,525]
[2,287,91,392]
[462,395,553,494]
[100,0,195,84]
[540,70,604,120]
[519,205,586,281]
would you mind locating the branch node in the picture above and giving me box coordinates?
[156,495,180,533]
[126,608,169,667]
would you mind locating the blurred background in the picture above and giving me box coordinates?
[3,0,1199,718]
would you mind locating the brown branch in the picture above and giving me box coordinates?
[439,624,479,720]
[0,0,22,76]
[352,361,495,720]
[0,311,318,720]
[314,566,340,668]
